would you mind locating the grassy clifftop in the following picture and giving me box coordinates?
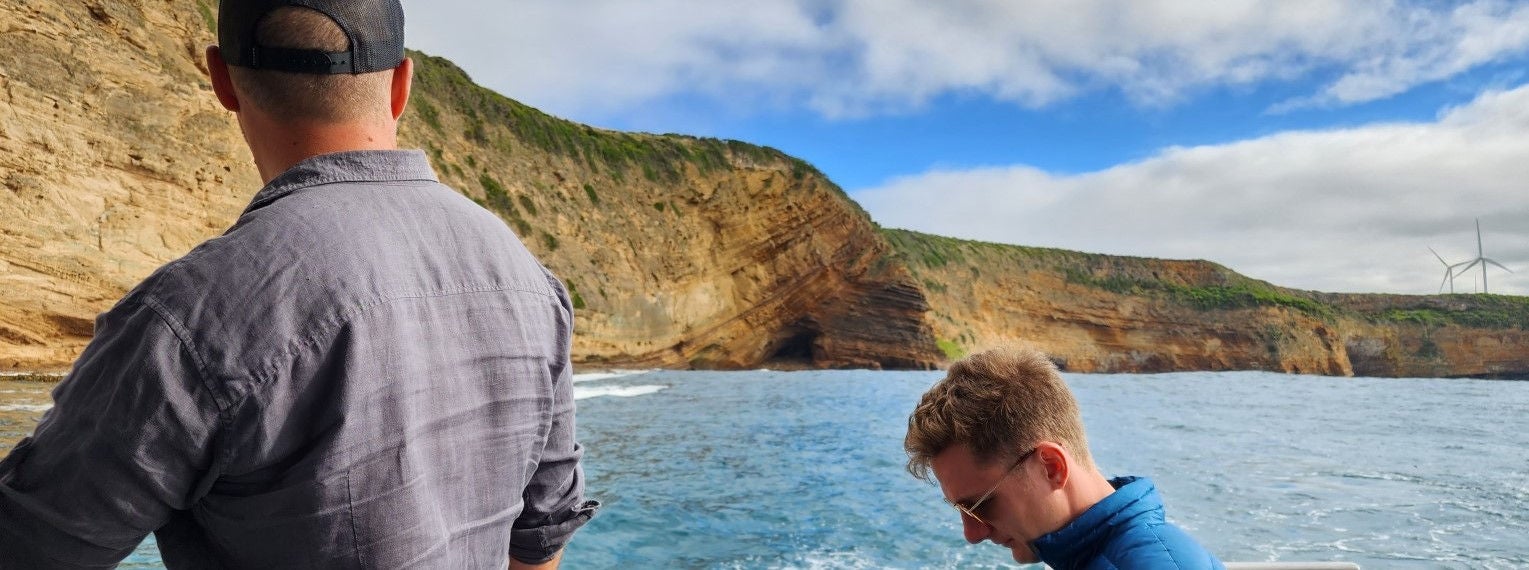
[408,52,839,192]
[885,228,1529,329]
[883,228,1528,377]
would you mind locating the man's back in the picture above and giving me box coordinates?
[0,151,595,568]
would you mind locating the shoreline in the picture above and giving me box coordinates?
[0,371,67,383]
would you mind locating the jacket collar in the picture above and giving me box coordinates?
[1032,476,1165,569]
[242,149,438,215]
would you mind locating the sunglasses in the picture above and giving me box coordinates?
[948,447,1037,526]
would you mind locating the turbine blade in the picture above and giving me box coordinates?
[1483,258,1514,273]
[1477,219,1485,258]
[1456,259,1482,274]
[1429,247,1448,266]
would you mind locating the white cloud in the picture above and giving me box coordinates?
[854,85,1529,295]
[1278,0,1529,111]
[402,0,1529,119]
[402,0,834,119]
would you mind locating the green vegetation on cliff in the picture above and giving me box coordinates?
[194,0,215,33]
[1059,268,1334,318]
[885,227,1315,312]
[1367,295,1529,330]
[408,51,832,187]
[885,228,1527,329]
[405,51,871,230]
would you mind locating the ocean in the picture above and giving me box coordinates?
[106,370,1529,568]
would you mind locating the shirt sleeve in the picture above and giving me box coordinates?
[508,272,600,564]
[0,296,224,569]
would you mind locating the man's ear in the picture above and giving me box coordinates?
[1035,442,1070,490]
[390,57,413,121]
[206,46,241,112]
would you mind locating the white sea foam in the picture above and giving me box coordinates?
[573,385,666,400]
[771,553,879,570]
[572,370,654,383]
[0,404,52,413]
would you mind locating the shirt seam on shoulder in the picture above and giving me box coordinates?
[138,293,244,479]
[137,294,229,412]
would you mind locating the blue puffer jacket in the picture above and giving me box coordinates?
[1031,476,1225,569]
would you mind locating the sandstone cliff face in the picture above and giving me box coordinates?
[887,230,1529,379]
[0,0,257,369]
[0,1,940,371]
[1320,294,1529,379]
[399,56,939,369]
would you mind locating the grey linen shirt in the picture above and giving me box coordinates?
[0,150,597,568]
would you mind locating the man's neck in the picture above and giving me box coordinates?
[242,112,398,184]
[1060,469,1118,523]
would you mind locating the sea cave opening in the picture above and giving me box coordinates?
[767,327,821,369]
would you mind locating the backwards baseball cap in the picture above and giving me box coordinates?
[218,0,405,74]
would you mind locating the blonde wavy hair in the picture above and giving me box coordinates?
[904,346,1094,481]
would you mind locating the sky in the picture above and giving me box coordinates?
[401,0,1529,295]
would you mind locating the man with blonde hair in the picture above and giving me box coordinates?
[906,347,1223,568]
[0,1,595,567]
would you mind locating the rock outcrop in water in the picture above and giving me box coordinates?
[0,0,1523,377]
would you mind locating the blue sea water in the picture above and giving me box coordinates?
[123,370,1529,568]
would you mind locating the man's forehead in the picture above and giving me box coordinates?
[930,443,989,502]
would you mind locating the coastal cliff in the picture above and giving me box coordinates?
[886,230,1529,379]
[0,0,940,371]
[399,55,940,369]
[0,0,1522,377]
[0,0,258,367]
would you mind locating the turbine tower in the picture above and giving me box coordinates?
[1451,219,1513,294]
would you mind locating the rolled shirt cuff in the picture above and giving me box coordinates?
[509,499,601,564]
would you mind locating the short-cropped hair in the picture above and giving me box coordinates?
[905,346,1094,481]
[227,6,392,123]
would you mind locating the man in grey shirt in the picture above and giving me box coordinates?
[0,1,597,567]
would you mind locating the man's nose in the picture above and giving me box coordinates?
[961,513,991,544]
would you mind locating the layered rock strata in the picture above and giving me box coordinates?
[0,0,941,371]
[0,0,256,369]
[886,229,1529,379]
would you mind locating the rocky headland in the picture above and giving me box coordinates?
[1,0,1524,378]
[886,230,1529,378]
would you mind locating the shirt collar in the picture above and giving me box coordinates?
[1032,476,1162,568]
[242,149,438,215]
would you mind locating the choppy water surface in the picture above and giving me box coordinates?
[21,370,1527,568]
[564,370,1528,569]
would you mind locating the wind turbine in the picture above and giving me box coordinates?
[1451,219,1513,294]
[1428,247,1459,293]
